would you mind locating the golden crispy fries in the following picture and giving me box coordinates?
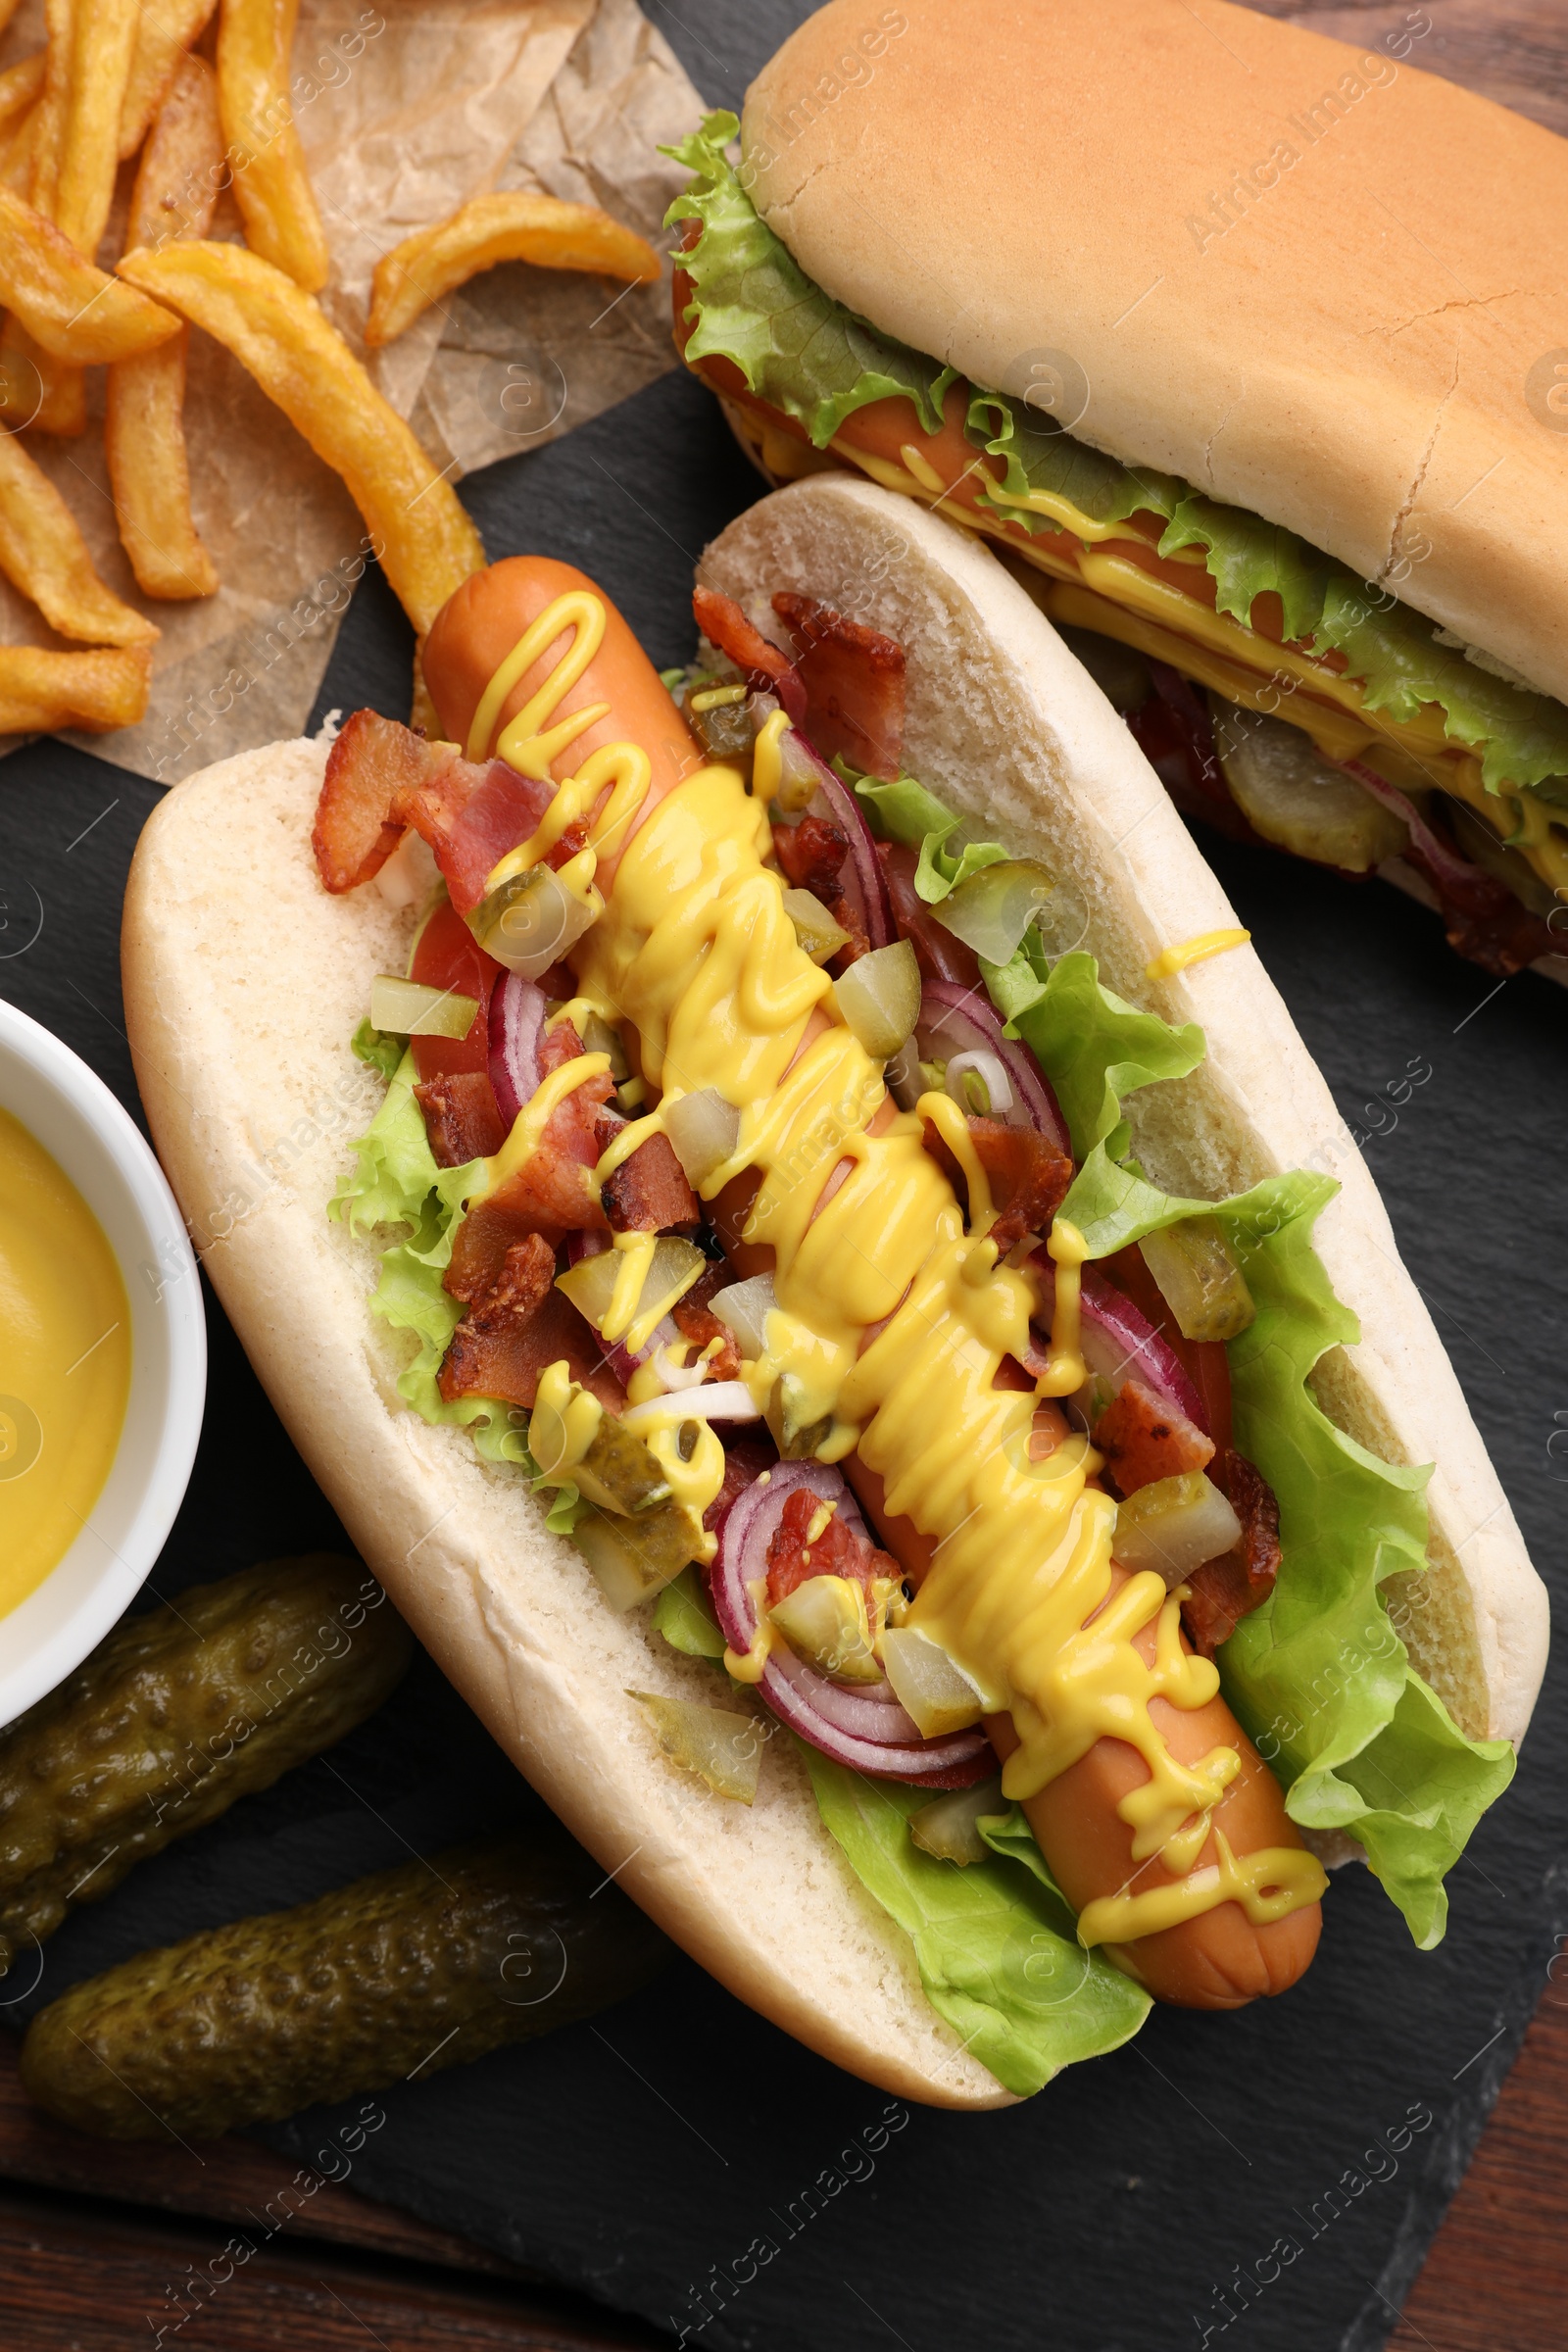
[0,183,181,361]
[118,240,486,633]
[0,53,46,136]
[367,192,662,348]
[0,318,84,432]
[0,428,158,644]
[124,51,222,251]
[106,57,221,600]
[119,0,219,160]
[28,0,72,219]
[0,89,42,196]
[54,0,140,257]
[218,0,328,292]
[0,643,150,732]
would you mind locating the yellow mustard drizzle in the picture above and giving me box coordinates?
[476,594,1323,1950]
[1145,928,1251,982]
[475,1053,610,1203]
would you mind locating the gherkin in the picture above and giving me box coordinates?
[0,1554,413,1972]
[22,1831,671,2138]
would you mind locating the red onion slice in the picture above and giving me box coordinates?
[779,728,896,952]
[487,971,547,1128]
[1029,1253,1211,1435]
[1339,758,1512,918]
[714,1463,995,1786]
[915,980,1070,1151]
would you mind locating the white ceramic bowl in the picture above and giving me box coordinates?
[0,996,205,1728]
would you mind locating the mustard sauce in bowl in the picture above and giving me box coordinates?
[0,1105,131,1614]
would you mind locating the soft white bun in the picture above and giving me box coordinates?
[745,0,1568,709]
[122,480,1544,2108]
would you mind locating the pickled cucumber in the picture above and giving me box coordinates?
[0,1555,413,1972]
[1211,700,1407,871]
[21,1830,671,2138]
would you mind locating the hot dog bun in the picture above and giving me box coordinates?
[121,478,1545,2105]
[744,0,1568,710]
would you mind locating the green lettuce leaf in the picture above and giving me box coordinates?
[1010,951,1204,1160]
[662,112,953,448]
[352,1017,405,1083]
[330,1047,575,1494]
[666,119,1568,800]
[967,391,1181,536]
[654,1565,727,1658]
[803,1752,1150,2095]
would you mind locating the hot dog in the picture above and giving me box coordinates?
[124,469,1542,2106]
[417,550,1323,2012]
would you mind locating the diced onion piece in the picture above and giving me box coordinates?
[1212,704,1407,873]
[832,938,921,1060]
[1112,1471,1243,1587]
[572,1500,696,1608]
[880,1626,985,1737]
[662,1087,741,1185]
[782,886,851,966]
[1140,1217,1256,1343]
[629,1690,761,1803]
[622,1382,760,1431]
[768,1574,883,1685]
[368,973,478,1039]
[556,1250,619,1333]
[558,1238,704,1348]
[932,859,1054,964]
[944,1048,1013,1117]
[468,863,597,976]
[774,728,821,813]
[649,1344,707,1393]
[710,1273,776,1360]
[909,1777,1005,1866]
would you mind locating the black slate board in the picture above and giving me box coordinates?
[3,6,1567,2346]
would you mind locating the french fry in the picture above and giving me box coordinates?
[118,240,486,633]
[119,0,220,160]
[27,0,73,220]
[0,428,158,645]
[367,192,662,348]
[218,0,329,292]
[106,57,221,600]
[0,643,150,732]
[0,318,85,433]
[0,53,46,138]
[0,183,181,361]
[54,0,141,257]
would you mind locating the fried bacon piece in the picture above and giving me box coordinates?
[311,708,557,913]
[691,585,807,724]
[1094,1377,1215,1495]
[1181,1448,1283,1657]
[414,1071,506,1167]
[920,1112,1074,1255]
[877,840,982,988]
[313,708,435,893]
[440,1283,619,1412]
[599,1130,699,1234]
[772,812,869,966]
[439,1227,621,1412]
[770,591,906,782]
[670,1261,742,1382]
[773,813,848,899]
[764,1487,901,1608]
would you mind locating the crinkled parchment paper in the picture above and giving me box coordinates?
[0,0,705,781]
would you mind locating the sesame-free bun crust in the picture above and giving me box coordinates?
[744,0,1568,707]
[122,480,1544,2104]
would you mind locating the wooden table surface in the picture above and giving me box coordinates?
[1,3,1561,2348]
